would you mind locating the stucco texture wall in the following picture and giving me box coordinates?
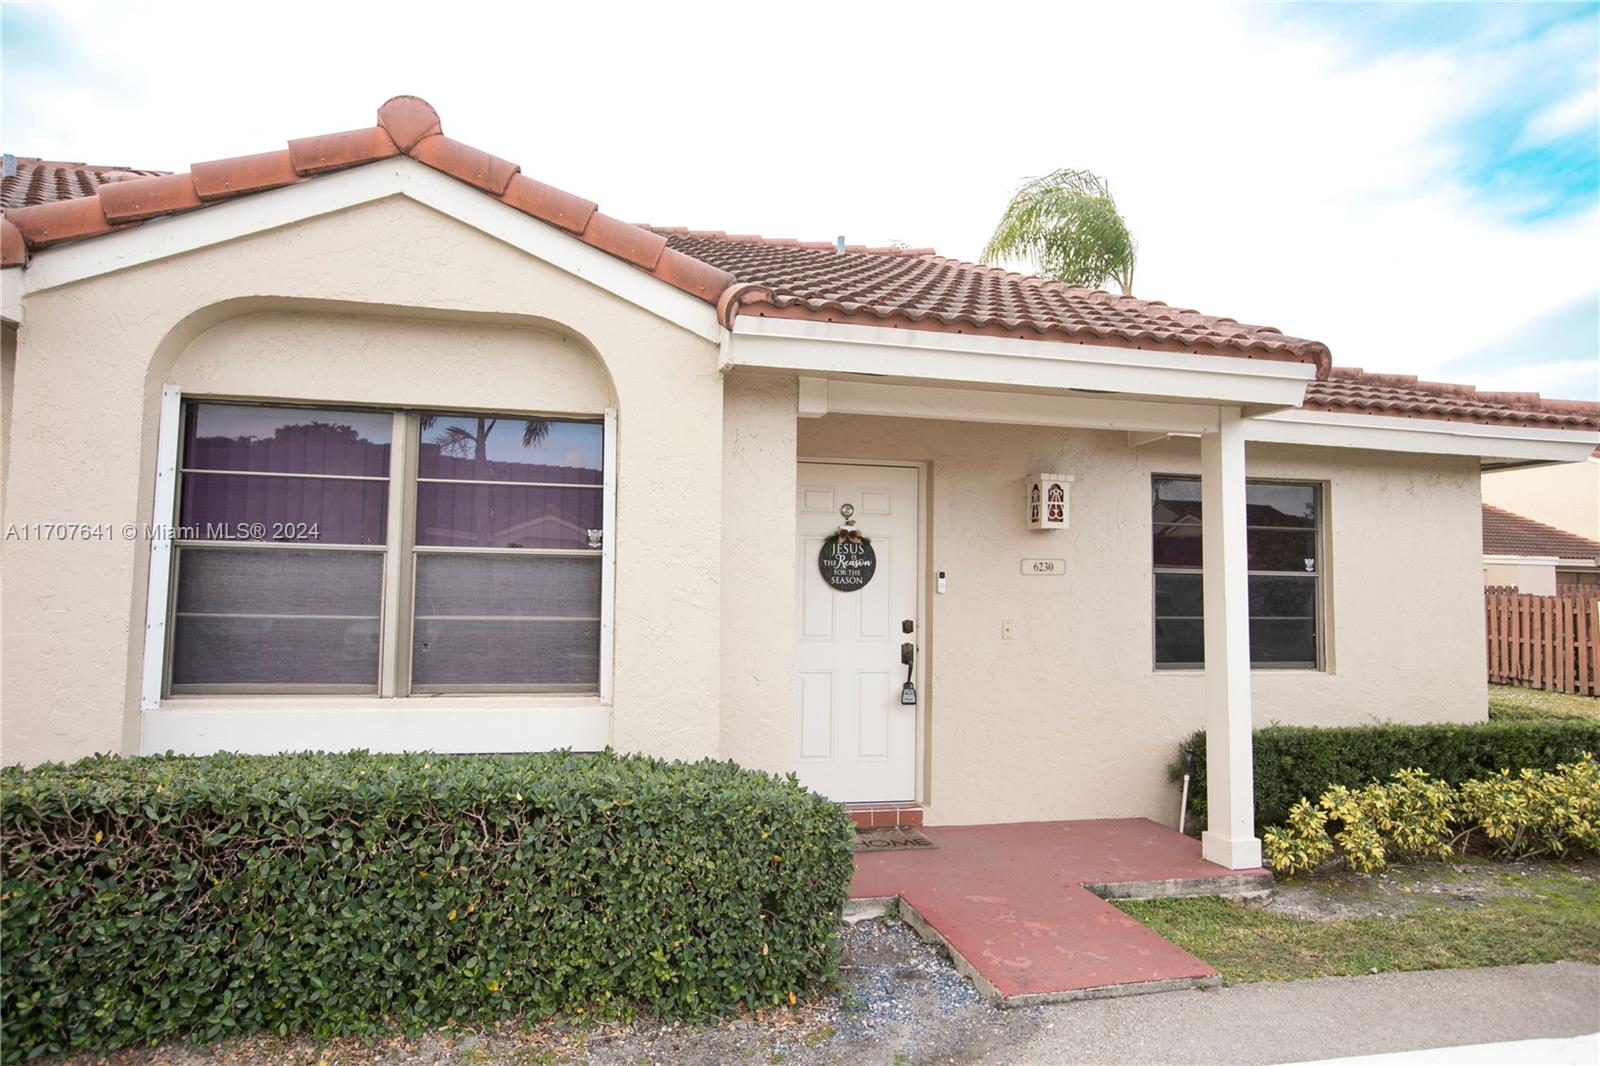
[719,375,799,774]
[792,415,1488,826]
[2,196,724,764]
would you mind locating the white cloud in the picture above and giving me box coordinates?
[3,1,1596,398]
[1516,85,1600,149]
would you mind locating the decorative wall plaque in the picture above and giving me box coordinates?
[819,502,877,592]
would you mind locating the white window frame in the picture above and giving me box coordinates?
[138,386,616,754]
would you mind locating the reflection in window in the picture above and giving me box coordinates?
[1152,476,1322,669]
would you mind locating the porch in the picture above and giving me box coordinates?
[848,818,1271,1006]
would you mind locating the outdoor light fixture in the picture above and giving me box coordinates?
[1026,472,1073,530]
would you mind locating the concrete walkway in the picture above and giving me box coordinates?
[1005,961,1600,1065]
[850,818,1270,1003]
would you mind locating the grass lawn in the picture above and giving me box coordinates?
[1117,861,1600,983]
[1487,684,1600,721]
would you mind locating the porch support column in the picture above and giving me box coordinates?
[1200,407,1262,870]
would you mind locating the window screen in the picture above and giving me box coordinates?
[166,402,606,697]
[171,403,391,692]
[1152,476,1321,669]
[410,413,604,692]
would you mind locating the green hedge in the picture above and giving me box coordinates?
[0,750,855,1061]
[1176,718,1600,830]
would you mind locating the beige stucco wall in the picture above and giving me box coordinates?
[1483,559,1558,595]
[1,195,725,764]
[1483,458,1600,541]
[718,375,799,774]
[777,415,1487,826]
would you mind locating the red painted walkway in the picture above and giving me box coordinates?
[851,818,1270,1002]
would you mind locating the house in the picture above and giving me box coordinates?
[3,97,1598,873]
[1483,448,1600,543]
[1482,504,1600,593]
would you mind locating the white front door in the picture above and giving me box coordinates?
[795,462,920,803]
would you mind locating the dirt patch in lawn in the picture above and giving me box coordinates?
[1254,857,1600,922]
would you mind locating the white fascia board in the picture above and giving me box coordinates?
[822,379,1227,434]
[1245,406,1600,463]
[0,267,21,325]
[726,315,1314,407]
[19,158,721,343]
[1483,553,1561,565]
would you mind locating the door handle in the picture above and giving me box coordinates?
[900,642,917,705]
[901,642,914,666]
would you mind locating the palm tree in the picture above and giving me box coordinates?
[421,414,550,470]
[981,168,1137,295]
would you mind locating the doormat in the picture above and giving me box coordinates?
[853,827,937,853]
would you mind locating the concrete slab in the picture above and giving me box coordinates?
[850,817,1271,1005]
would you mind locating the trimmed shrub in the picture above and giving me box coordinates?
[1176,718,1600,831]
[0,750,855,1061]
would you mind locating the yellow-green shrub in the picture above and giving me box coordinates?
[1459,757,1600,859]
[1318,784,1389,873]
[1363,768,1458,861]
[1262,799,1333,876]
[1261,756,1600,875]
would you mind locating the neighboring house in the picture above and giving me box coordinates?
[1482,448,1600,543]
[1482,504,1600,593]
[3,97,1598,873]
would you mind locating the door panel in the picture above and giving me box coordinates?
[795,462,919,802]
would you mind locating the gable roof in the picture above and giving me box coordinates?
[1483,504,1600,561]
[2,95,1597,432]
[0,95,1326,369]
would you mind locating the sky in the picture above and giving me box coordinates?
[3,1,1597,400]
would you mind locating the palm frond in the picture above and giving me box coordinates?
[981,168,1137,294]
[521,420,550,447]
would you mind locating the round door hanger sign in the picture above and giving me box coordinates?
[820,502,877,592]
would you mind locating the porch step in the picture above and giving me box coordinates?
[845,803,923,829]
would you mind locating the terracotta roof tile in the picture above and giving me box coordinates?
[1,217,24,267]
[582,213,667,271]
[287,127,398,176]
[6,194,131,247]
[375,96,442,152]
[98,172,203,224]
[1484,505,1600,560]
[409,135,519,196]
[1306,368,1600,430]
[651,246,736,303]
[501,174,596,234]
[649,229,1330,366]
[190,149,301,200]
[1,158,167,210]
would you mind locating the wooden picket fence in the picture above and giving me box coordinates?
[1485,589,1600,695]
